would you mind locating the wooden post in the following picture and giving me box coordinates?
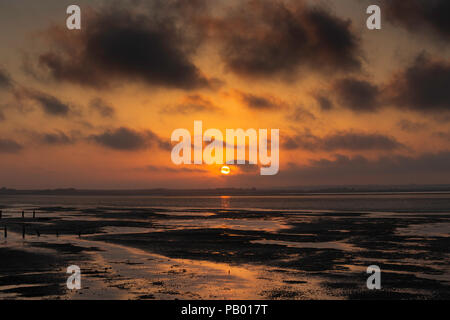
[36,230,40,237]
[22,225,25,239]
[33,210,35,219]
[0,210,2,219]
[22,211,24,218]
[56,230,59,237]
[4,227,6,238]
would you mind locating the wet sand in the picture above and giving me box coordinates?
[0,204,449,299]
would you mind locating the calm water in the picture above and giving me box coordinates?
[1,193,450,212]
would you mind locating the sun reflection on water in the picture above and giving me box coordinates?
[220,195,231,209]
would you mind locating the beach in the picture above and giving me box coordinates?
[0,193,449,299]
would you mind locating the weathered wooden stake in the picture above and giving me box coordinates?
[4,227,6,238]
[22,225,25,239]
[36,230,40,237]
[22,211,24,218]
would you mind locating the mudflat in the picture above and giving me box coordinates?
[0,194,449,299]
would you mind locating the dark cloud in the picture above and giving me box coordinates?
[161,94,221,114]
[221,151,450,186]
[33,94,70,116]
[315,95,334,111]
[278,151,450,184]
[32,0,362,85]
[389,54,450,112]
[330,54,449,115]
[39,131,76,145]
[283,131,404,151]
[144,165,208,173]
[286,106,316,122]
[320,132,403,151]
[23,89,71,116]
[306,151,450,177]
[0,139,23,153]
[9,86,77,117]
[234,90,280,110]
[89,127,169,151]
[397,119,428,132]
[334,78,381,112]
[0,69,12,89]
[383,0,450,41]
[232,161,260,174]
[37,5,216,90]
[216,0,361,79]
[90,98,115,118]
[434,131,450,141]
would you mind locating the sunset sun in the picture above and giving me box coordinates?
[221,166,231,175]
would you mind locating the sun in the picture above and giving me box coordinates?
[221,166,231,175]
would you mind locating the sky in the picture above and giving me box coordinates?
[0,0,449,189]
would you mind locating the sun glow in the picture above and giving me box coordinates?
[221,166,231,175]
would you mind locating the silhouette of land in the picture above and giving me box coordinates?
[1,184,450,196]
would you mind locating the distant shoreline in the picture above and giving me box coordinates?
[2,184,450,196]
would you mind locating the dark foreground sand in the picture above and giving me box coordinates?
[0,206,449,299]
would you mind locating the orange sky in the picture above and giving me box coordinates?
[0,0,449,189]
